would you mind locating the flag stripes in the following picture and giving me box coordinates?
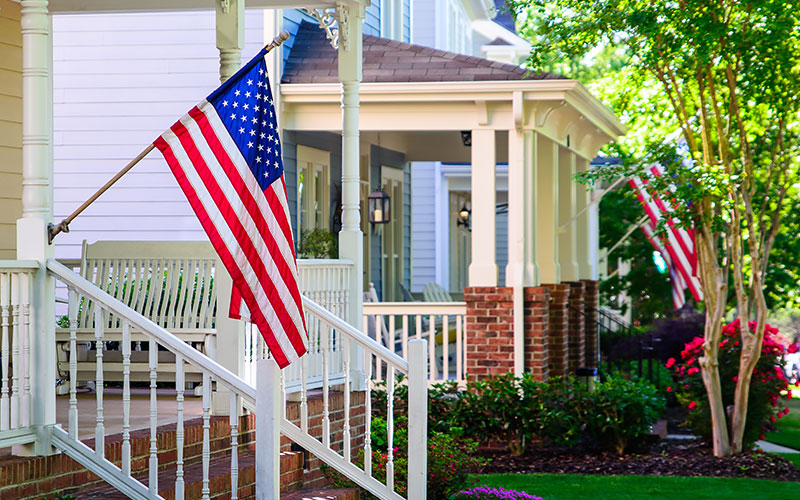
[629,165,704,303]
[155,101,306,367]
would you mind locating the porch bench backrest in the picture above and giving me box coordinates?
[76,240,218,332]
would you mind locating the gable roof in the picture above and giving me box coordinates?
[281,21,564,84]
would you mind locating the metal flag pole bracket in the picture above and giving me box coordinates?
[47,30,291,245]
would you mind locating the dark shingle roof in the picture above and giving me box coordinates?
[281,21,564,84]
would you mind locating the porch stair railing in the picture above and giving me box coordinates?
[45,259,427,500]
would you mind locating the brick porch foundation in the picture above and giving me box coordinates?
[566,281,586,372]
[464,286,550,381]
[582,279,600,368]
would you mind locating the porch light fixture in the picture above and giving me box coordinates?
[460,131,472,147]
[368,187,391,224]
[457,204,471,231]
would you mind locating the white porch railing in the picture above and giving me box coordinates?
[0,262,36,444]
[244,259,353,393]
[362,302,467,386]
[47,259,427,500]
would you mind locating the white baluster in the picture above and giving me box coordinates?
[407,339,429,500]
[0,273,8,431]
[388,315,395,354]
[300,345,308,434]
[149,337,158,494]
[121,322,132,476]
[202,372,211,500]
[402,315,409,360]
[230,391,239,500]
[343,337,351,462]
[10,274,19,429]
[322,323,330,449]
[456,315,463,384]
[94,307,105,456]
[20,273,30,427]
[443,314,449,382]
[362,347,372,475]
[386,365,395,490]
[428,315,437,381]
[175,355,185,500]
[68,288,78,439]
[415,314,422,340]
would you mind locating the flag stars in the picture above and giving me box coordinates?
[222,100,229,107]
[262,120,267,127]
[252,117,258,124]
[256,93,262,100]
[256,156,262,163]
[240,115,247,122]
[245,91,251,98]
[243,103,249,110]
[232,102,238,108]
[258,68,264,75]
[260,132,266,139]
[274,161,280,169]
[258,144,264,151]
[247,141,253,148]
[247,79,253,86]
[249,129,256,136]
[254,105,260,112]
[239,127,245,134]
[230,113,236,120]
[235,90,241,96]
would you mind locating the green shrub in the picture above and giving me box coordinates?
[584,374,666,454]
[452,373,664,455]
[298,228,337,258]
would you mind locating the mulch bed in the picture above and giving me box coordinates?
[477,437,800,482]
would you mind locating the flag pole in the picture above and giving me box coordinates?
[48,31,291,244]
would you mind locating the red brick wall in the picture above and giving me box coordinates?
[0,390,367,500]
[566,281,586,371]
[582,279,600,368]
[464,286,551,381]
[542,284,570,377]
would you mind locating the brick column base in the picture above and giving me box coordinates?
[541,284,570,377]
[464,286,551,380]
[566,281,586,372]
[582,279,600,368]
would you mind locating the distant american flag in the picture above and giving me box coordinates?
[640,219,688,309]
[629,164,704,304]
[154,48,307,368]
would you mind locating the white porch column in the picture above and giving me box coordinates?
[212,258,244,415]
[468,129,497,286]
[535,134,560,283]
[216,0,244,83]
[18,0,56,455]
[558,147,579,281]
[338,2,366,329]
[575,156,595,279]
[506,122,536,376]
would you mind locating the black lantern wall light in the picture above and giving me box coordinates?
[368,187,391,225]
[457,204,471,231]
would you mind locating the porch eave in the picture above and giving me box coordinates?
[46,0,366,13]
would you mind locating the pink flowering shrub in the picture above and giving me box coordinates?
[454,486,543,500]
[667,319,795,447]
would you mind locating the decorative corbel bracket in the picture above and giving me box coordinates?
[304,3,354,51]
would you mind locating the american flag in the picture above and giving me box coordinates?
[153,48,307,368]
[640,219,687,309]
[629,164,703,304]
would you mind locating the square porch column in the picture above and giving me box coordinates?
[558,147,579,282]
[576,156,599,367]
[535,135,560,284]
[468,129,497,287]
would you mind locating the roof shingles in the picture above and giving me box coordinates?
[281,21,564,84]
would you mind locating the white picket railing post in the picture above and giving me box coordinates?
[256,358,281,500]
[407,339,428,500]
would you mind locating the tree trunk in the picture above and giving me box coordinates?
[730,301,768,452]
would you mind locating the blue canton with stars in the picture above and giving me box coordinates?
[207,48,283,191]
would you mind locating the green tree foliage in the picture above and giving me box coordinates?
[508,0,800,456]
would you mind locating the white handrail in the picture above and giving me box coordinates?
[303,295,409,373]
[47,259,256,401]
[362,302,466,315]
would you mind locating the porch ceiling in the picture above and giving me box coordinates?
[281,80,626,161]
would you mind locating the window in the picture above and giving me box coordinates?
[297,145,331,234]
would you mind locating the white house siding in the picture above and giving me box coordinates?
[410,162,437,292]
[364,2,381,36]
[0,0,21,259]
[410,0,435,47]
[281,9,317,69]
[403,0,412,42]
[52,10,265,259]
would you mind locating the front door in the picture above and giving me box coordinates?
[297,145,330,235]
[381,166,404,301]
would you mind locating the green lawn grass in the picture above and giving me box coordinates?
[764,398,800,450]
[469,474,799,500]
[775,452,800,468]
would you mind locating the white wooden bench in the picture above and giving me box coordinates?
[56,240,219,386]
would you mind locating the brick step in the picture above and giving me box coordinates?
[75,448,306,500]
[281,488,360,500]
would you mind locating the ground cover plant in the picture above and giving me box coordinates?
[471,473,800,500]
[668,319,795,448]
